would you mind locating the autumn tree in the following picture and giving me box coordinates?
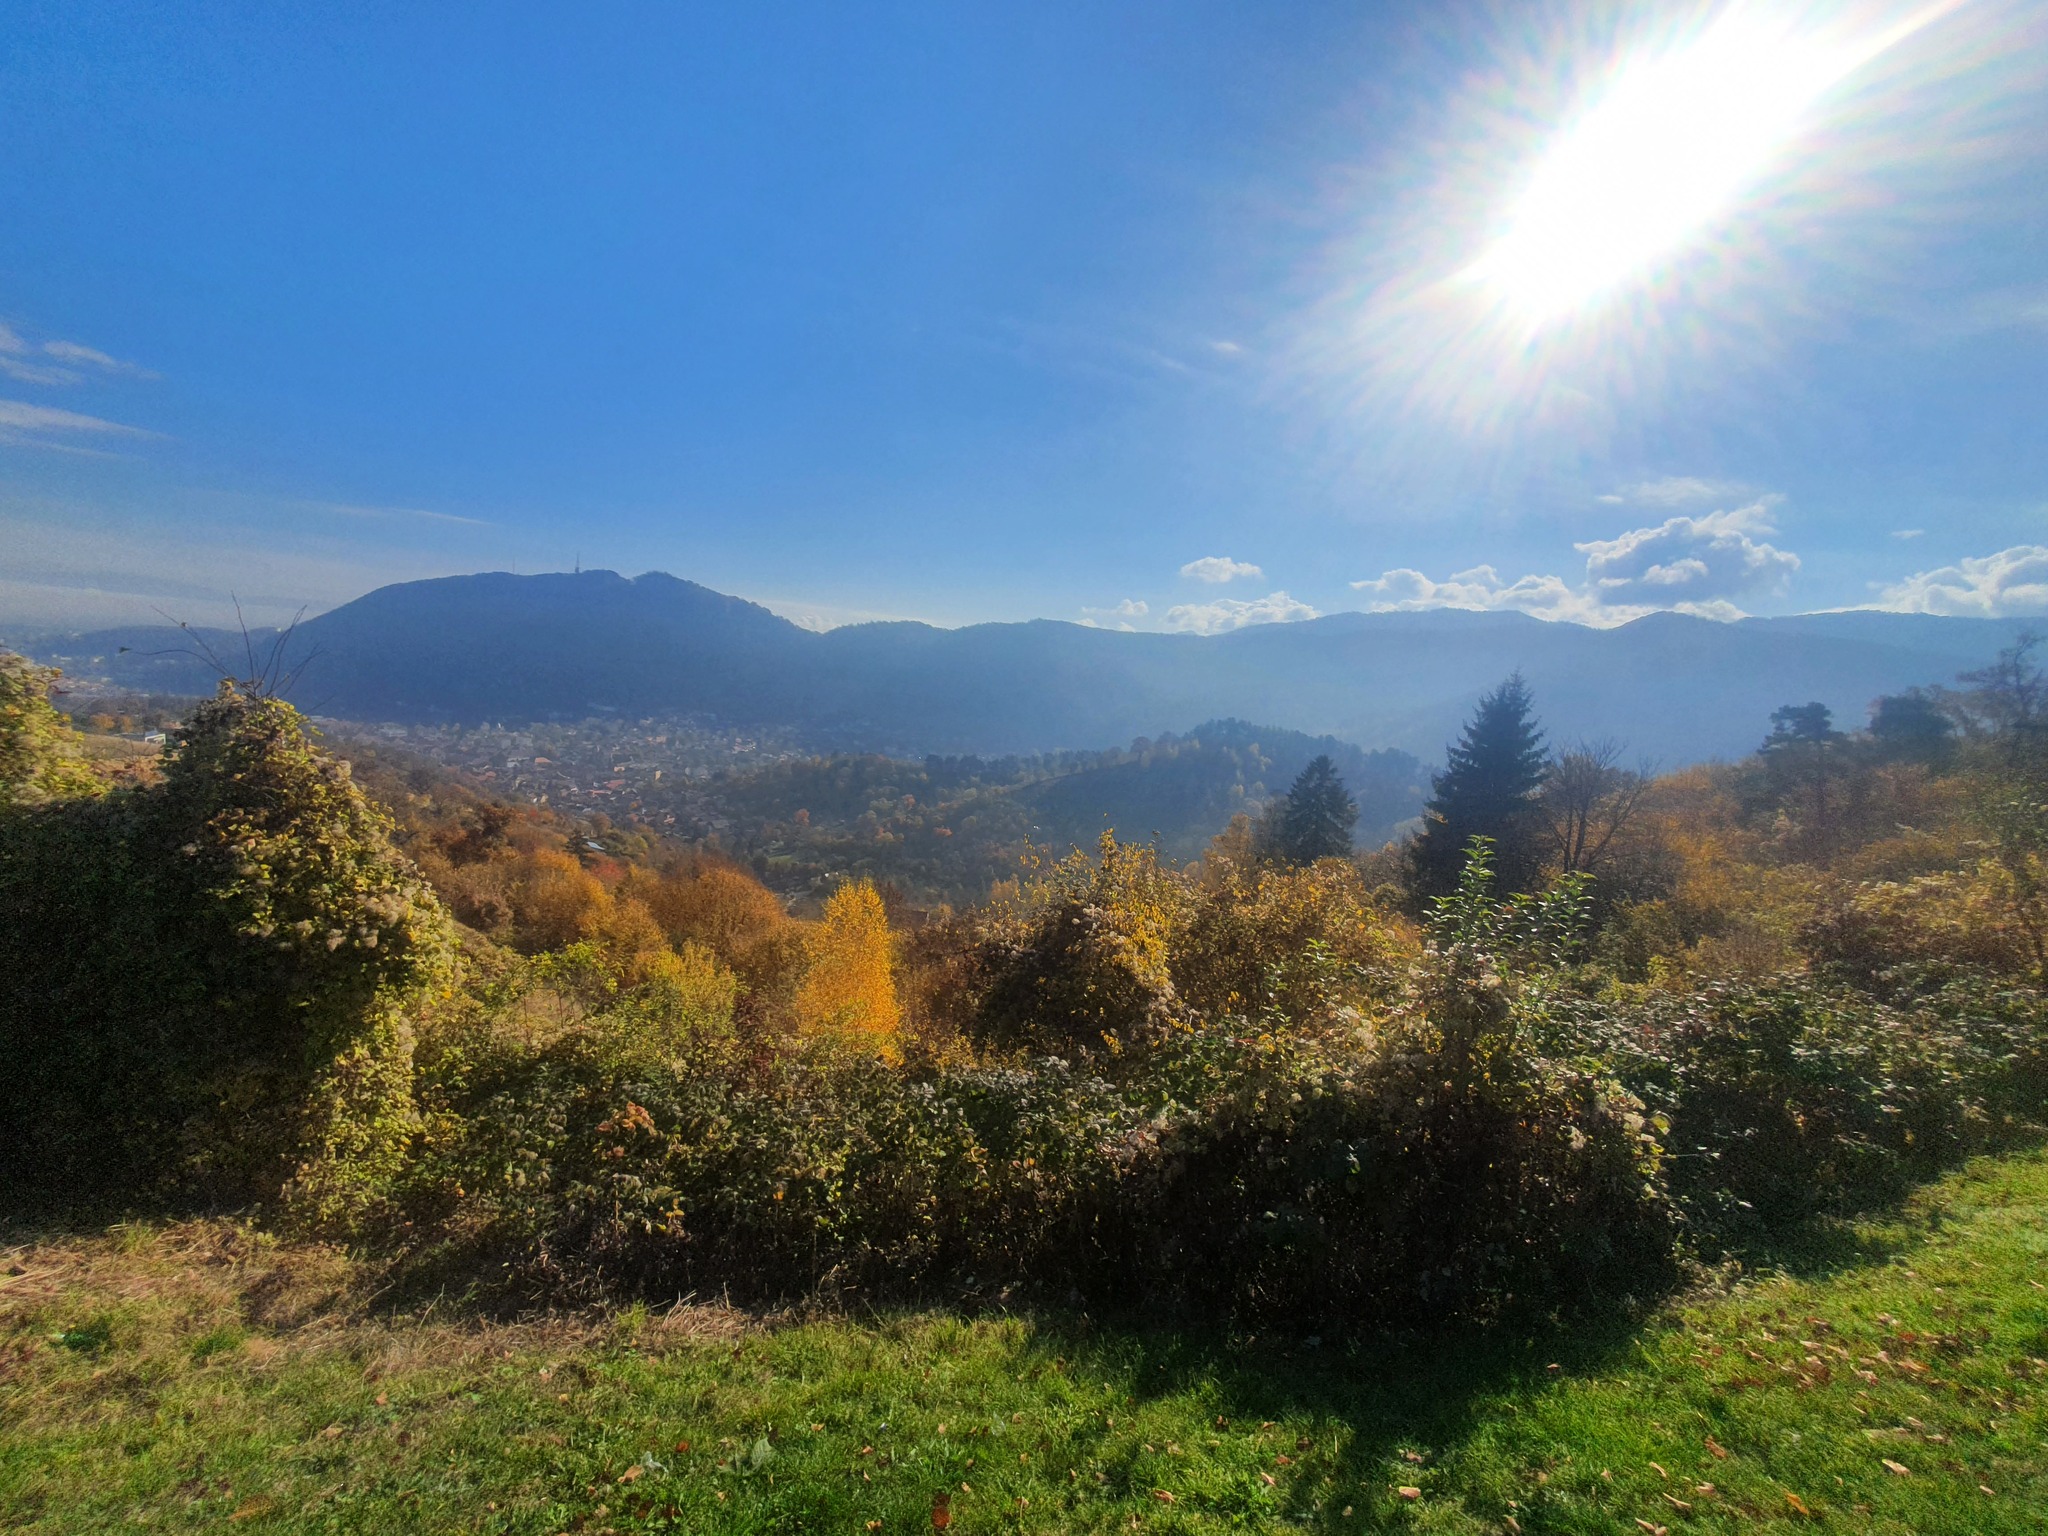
[1409,674,1549,897]
[974,833,1188,1060]
[0,652,99,807]
[793,878,902,1058]
[1266,754,1357,865]
[1540,739,1649,876]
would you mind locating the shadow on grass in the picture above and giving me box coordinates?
[958,1298,1649,1529]
[1686,1127,2044,1285]
[959,1147,2039,1527]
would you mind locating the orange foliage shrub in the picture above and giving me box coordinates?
[635,860,791,965]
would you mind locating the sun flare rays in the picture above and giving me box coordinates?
[1289,0,2031,481]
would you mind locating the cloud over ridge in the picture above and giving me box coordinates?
[1878,546,2048,618]
[1164,590,1317,634]
[1351,500,1796,627]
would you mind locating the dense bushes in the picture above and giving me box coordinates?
[7,650,2047,1338]
[0,684,450,1219]
[396,1000,1671,1322]
[386,847,1672,1323]
[1527,975,2046,1253]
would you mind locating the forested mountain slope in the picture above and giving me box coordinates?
[19,569,2030,762]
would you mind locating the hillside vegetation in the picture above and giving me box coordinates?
[4,638,2048,1531]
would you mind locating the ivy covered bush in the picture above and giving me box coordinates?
[0,682,450,1219]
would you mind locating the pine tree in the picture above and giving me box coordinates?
[1761,700,1845,846]
[1410,673,1549,896]
[1269,754,1357,864]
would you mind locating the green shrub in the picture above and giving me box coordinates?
[0,684,451,1220]
[1528,976,2046,1253]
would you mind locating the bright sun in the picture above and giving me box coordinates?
[1467,3,1952,327]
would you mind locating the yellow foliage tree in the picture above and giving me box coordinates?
[794,879,901,1060]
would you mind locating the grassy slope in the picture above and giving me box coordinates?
[3,1154,2045,1535]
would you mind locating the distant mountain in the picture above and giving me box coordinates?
[20,569,2034,764]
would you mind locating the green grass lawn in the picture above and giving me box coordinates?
[5,1153,2046,1534]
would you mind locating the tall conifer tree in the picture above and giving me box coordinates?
[1410,673,1549,896]
[1270,754,1357,864]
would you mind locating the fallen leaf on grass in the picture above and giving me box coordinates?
[617,1467,642,1484]
[1663,1493,1693,1511]
[1151,1489,1177,1504]
[1705,1436,1728,1460]
[1634,1522,1667,1536]
[931,1491,952,1530]
[1882,1459,1911,1476]
[1785,1491,1812,1516]
[1648,1461,1667,1479]
[1397,1486,1421,1500]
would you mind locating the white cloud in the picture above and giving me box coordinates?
[1577,503,1798,607]
[0,399,157,449]
[1602,476,1740,508]
[1876,546,2048,618]
[1163,590,1318,635]
[1179,555,1263,584]
[1079,597,1149,631]
[40,339,157,379]
[1,357,83,386]
[308,499,492,528]
[1351,566,1608,623]
[1891,528,1925,540]
[0,322,156,382]
[1350,500,1797,627]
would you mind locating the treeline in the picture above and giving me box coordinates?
[2,645,2044,1330]
[663,719,1424,907]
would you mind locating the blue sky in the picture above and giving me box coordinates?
[3,0,2045,633]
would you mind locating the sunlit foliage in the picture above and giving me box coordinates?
[793,879,902,1059]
